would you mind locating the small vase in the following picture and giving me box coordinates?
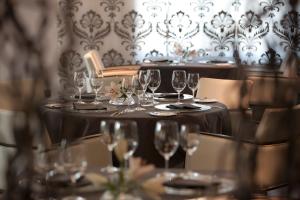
[100,191,141,200]
[109,96,135,106]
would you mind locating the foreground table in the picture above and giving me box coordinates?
[33,168,236,200]
[42,99,231,168]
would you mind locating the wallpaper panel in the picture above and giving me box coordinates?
[57,0,300,91]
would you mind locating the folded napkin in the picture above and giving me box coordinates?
[73,102,106,110]
[167,103,200,110]
[207,60,229,64]
[44,173,91,187]
[163,177,220,189]
[157,93,184,99]
[75,93,95,100]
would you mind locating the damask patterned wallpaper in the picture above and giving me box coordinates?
[57,0,300,91]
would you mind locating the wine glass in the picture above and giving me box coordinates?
[114,120,139,169]
[171,70,186,104]
[74,71,86,104]
[90,76,103,104]
[154,120,179,179]
[187,73,199,101]
[138,70,150,104]
[100,120,119,173]
[132,75,145,111]
[55,141,88,200]
[148,69,161,105]
[122,78,134,112]
[179,123,200,178]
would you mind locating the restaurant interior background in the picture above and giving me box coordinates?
[0,0,300,199]
[57,0,300,92]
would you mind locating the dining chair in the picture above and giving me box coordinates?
[46,134,112,168]
[185,107,299,191]
[102,65,139,77]
[248,76,300,121]
[196,78,254,136]
[196,78,253,110]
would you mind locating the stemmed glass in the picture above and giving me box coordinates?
[74,71,86,104]
[114,120,139,169]
[122,78,134,112]
[154,120,179,179]
[171,70,186,104]
[179,124,201,178]
[100,120,119,173]
[132,75,145,111]
[187,73,199,101]
[90,76,103,104]
[55,140,88,200]
[138,70,150,105]
[148,69,161,105]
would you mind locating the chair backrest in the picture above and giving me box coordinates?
[255,107,294,144]
[46,134,112,168]
[248,76,299,106]
[196,78,253,109]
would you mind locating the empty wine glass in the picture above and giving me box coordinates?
[154,120,179,179]
[122,78,134,112]
[100,120,119,173]
[171,70,186,104]
[187,73,199,101]
[90,76,103,104]
[56,140,88,200]
[114,120,139,169]
[180,123,200,178]
[148,69,161,105]
[138,70,150,104]
[132,75,145,111]
[74,71,86,104]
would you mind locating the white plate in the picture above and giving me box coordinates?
[194,98,218,103]
[154,93,193,102]
[148,111,177,117]
[154,103,211,112]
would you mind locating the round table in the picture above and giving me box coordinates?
[42,99,231,168]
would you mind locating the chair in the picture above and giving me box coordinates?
[186,107,299,191]
[196,78,253,136]
[46,134,112,168]
[102,65,139,77]
[248,76,300,121]
[196,78,253,109]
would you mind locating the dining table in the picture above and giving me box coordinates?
[32,167,236,200]
[41,94,232,168]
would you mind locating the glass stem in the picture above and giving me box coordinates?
[192,90,195,101]
[177,92,180,103]
[79,88,82,102]
[165,158,169,171]
[152,90,155,105]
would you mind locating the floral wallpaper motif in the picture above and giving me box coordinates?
[56,0,299,90]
